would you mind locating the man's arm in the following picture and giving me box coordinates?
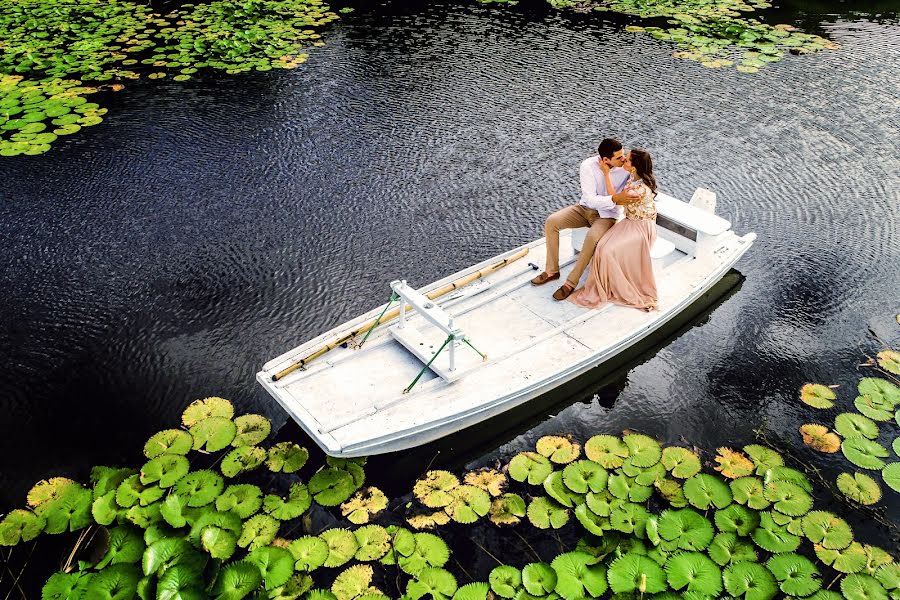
[578,159,616,211]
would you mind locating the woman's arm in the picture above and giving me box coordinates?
[608,170,640,205]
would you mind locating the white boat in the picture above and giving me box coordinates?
[257,189,756,457]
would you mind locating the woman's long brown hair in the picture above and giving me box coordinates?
[630,148,657,195]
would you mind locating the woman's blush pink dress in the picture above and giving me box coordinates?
[567,182,658,311]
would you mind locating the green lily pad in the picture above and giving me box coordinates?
[840,573,888,600]
[666,551,723,597]
[723,561,777,600]
[189,416,237,452]
[801,511,853,550]
[521,562,557,596]
[526,496,569,529]
[84,563,141,599]
[842,437,890,469]
[445,484,491,524]
[661,446,702,478]
[836,472,882,505]
[876,350,900,375]
[310,468,357,506]
[584,435,629,468]
[623,434,662,467]
[683,473,732,509]
[767,553,821,596]
[551,551,607,599]
[221,446,267,477]
[508,452,553,485]
[708,532,758,566]
[289,535,330,571]
[116,474,164,508]
[882,462,900,493]
[182,396,234,426]
[321,528,360,569]
[763,480,813,516]
[267,442,309,473]
[744,445,784,475]
[751,511,801,553]
[237,513,280,550]
[263,481,310,520]
[656,508,714,551]
[489,565,521,598]
[140,454,189,488]
[714,503,760,536]
[834,413,879,439]
[544,471,582,507]
[247,546,294,590]
[561,460,607,494]
[764,466,812,492]
[609,501,650,536]
[608,473,652,502]
[173,470,224,507]
[0,509,46,545]
[398,532,450,576]
[143,428,194,458]
[353,524,390,562]
[607,552,666,594]
[216,484,263,518]
[232,414,271,447]
[211,560,262,599]
[815,541,868,574]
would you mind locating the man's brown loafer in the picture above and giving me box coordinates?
[531,272,560,286]
[552,283,575,301]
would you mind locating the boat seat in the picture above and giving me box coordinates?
[570,227,675,259]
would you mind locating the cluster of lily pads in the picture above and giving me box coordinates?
[0,0,342,155]
[1,367,897,599]
[797,350,900,506]
[405,433,897,599]
[544,0,839,73]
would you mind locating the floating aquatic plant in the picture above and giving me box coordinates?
[836,472,882,505]
[715,447,756,478]
[536,435,581,464]
[799,384,837,409]
[877,350,900,375]
[341,487,389,525]
[799,424,842,453]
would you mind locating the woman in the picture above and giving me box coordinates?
[568,148,658,311]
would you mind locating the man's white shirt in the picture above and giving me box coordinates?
[578,156,631,219]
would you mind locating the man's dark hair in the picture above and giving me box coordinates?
[597,138,623,159]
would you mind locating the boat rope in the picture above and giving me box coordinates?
[462,338,487,361]
[404,335,454,394]
[357,291,399,348]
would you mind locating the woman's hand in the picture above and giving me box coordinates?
[598,158,610,175]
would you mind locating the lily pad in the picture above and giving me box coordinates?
[799,424,841,453]
[715,447,756,478]
[247,546,294,590]
[801,511,853,550]
[550,551,608,599]
[665,551,723,597]
[536,435,581,464]
[140,454,189,488]
[266,442,309,473]
[836,472,882,505]
[508,452,553,485]
[309,468,357,506]
[744,445,784,475]
[216,484,264,518]
[623,434,662,467]
[723,561,777,600]
[182,396,234,426]
[834,413,879,439]
[522,562,557,596]
[751,511,801,553]
[561,460,607,494]
[526,496,569,529]
[0,509,46,545]
[414,471,459,507]
[661,446,702,478]
[335,564,374,600]
[799,383,836,408]
[683,473,732,509]
[27,477,78,507]
[232,414,271,447]
[211,560,262,599]
[354,524,391,561]
[763,480,813,516]
[341,487,389,525]
[173,470,224,508]
[708,532,758,566]
[189,416,237,452]
[397,532,450,576]
[607,553,666,594]
[584,435,629,469]
[714,503,760,536]
[263,481,311,520]
[767,553,821,596]
[464,469,507,496]
[488,493,526,526]
[656,508,714,551]
[841,437,890,470]
[221,446,267,478]
[321,528,360,568]
[489,565,521,598]
[143,428,194,458]
[289,535,330,571]
[840,573,888,600]
[876,349,900,375]
[445,485,491,524]
[882,462,900,493]
[815,541,868,574]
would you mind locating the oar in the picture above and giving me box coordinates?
[271,246,530,381]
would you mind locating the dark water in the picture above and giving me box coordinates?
[1,0,899,569]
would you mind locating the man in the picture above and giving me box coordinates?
[531,138,638,301]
